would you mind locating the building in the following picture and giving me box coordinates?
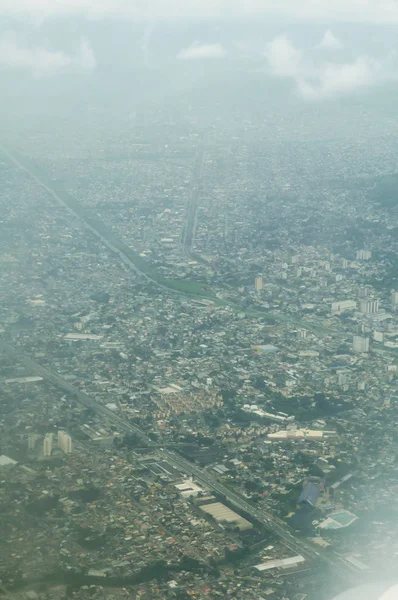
[331,300,357,314]
[298,482,320,507]
[199,501,253,531]
[255,275,263,291]
[43,433,53,457]
[175,479,203,498]
[0,455,17,467]
[58,431,72,454]
[391,291,398,310]
[254,555,305,572]
[353,336,370,353]
[357,322,366,334]
[356,250,372,260]
[338,373,348,386]
[28,434,36,450]
[359,299,379,314]
[297,329,307,339]
[374,331,384,343]
[268,429,331,441]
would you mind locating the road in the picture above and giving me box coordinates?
[0,145,363,583]
[0,145,176,294]
[181,146,205,255]
[2,346,360,586]
[0,144,346,338]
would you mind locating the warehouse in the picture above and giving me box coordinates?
[200,502,253,531]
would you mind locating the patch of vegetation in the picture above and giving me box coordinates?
[69,486,101,504]
[370,174,398,208]
[26,494,60,517]
[163,278,208,294]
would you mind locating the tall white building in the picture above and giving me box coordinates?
[338,373,348,386]
[356,250,372,260]
[391,291,398,310]
[255,275,263,291]
[43,433,53,457]
[28,434,36,451]
[58,431,72,454]
[359,299,380,314]
[353,336,370,353]
[297,329,307,339]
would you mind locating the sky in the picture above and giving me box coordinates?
[0,0,397,99]
[1,0,398,23]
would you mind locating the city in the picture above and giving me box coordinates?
[1,4,398,600]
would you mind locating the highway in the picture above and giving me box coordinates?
[2,345,360,586]
[0,144,345,338]
[0,145,174,294]
[0,145,361,583]
[181,146,205,255]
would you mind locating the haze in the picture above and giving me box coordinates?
[1,2,398,600]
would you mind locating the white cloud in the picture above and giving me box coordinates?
[78,38,97,69]
[0,31,96,76]
[140,23,155,65]
[264,35,303,78]
[177,42,227,60]
[1,0,398,24]
[318,30,343,50]
[298,57,381,100]
[265,35,387,100]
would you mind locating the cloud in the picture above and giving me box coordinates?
[177,42,227,60]
[78,38,96,69]
[318,30,343,50]
[264,35,303,78]
[140,23,155,65]
[0,31,96,76]
[2,0,398,24]
[265,35,386,100]
[298,56,382,100]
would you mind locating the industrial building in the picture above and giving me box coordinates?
[198,501,253,531]
[254,555,305,572]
